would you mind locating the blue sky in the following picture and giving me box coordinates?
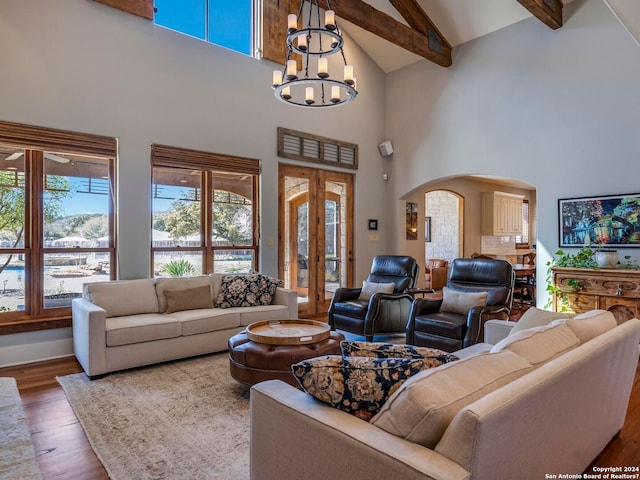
[61,179,183,216]
[154,0,253,55]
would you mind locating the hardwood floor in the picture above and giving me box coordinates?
[1,344,639,479]
[1,357,108,480]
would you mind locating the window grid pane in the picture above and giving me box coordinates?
[213,249,254,274]
[155,0,206,40]
[0,147,25,249]
[154,252,204,277]
[153,167,203,249]
[154,0,253,55]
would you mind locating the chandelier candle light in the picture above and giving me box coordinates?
[271,0,357,108]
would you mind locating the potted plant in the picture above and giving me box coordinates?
[544,247,597,310]
[545,246,639,310]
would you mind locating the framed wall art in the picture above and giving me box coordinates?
[406,202,418,240]
[558,193,640,247]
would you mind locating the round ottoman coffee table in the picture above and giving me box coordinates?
[228,323,345,387]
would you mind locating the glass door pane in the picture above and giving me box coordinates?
[319,175,351,311]
[323,185,343,306]
[295,200,309,298]
[283,174,310,311]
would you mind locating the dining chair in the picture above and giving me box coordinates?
[514,252,536,306]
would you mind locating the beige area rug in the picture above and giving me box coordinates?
[0,377,42,480]
[57,353,251,480]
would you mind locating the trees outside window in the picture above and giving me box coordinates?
[0,136,116,326]
[151,145,259,277]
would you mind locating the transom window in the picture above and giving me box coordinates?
[154,0,255,56]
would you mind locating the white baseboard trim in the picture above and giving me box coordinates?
[0,337,74,368]
[1,353,76,369]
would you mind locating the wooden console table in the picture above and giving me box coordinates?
[551,266,640,323]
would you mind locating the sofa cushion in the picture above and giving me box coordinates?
[292,355,424,421]
[106,313,181,347]
[439,287,488,316]
[168,309,241,336]
[164,285,213,313]
[358,280,395,301]
[211,273,225,299]
[340,341,459,369]
[211,272,283,303]
[490,323,580,367]
[551,309,617,344]
[371,350,533,448]
[84,279,159,318]
[249,270,284,288]
[509,306,573,336]
[215,274,280,308]
[332,299,369,320]
[155,276,213,313]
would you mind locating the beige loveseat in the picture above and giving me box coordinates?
[251,310,640,480]
[72,274,297,378]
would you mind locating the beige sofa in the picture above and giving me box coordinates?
[251,310,640,480]
[72,274,297,378]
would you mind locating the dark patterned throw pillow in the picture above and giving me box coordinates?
[291,355,424,421]
[214,274,283,308]
[340,341,459,370]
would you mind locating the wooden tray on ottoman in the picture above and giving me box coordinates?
[246,319,331,345]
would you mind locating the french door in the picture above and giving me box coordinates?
[278,164,354,317]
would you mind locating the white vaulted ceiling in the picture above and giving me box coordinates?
[337,0,639,73]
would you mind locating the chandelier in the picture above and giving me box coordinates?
[271,0,357,108]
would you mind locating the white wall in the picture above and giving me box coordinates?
[0,0,388,365]
[386,0,640,307]
[3,0,639,365]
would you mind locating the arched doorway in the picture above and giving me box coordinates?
[425,190,463,264]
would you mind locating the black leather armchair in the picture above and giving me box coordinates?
[406,258,515,352]
[328,255,418,341]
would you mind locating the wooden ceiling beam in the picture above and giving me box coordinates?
[389,0,452,50]
[262,0,300,65]
[517,0,563,29]
[330,0,452,67]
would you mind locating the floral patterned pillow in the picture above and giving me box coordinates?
[340,341,459,370]
[291,355,424,421]
[214,274,283,308]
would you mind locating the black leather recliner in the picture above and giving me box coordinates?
[328,255,418,341]
[406,258,515,352]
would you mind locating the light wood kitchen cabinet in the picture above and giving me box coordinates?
[551,266,640,323]
[481,191,524,236]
